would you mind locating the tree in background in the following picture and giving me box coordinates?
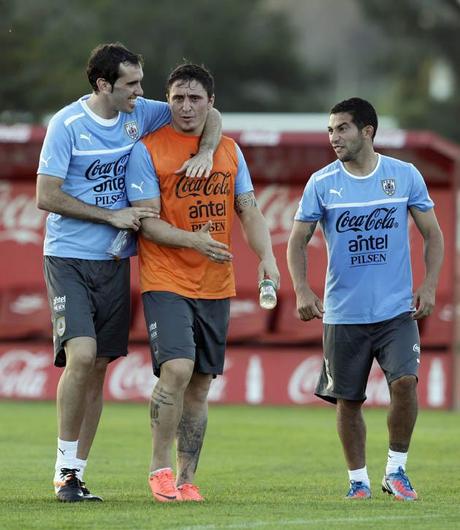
[357,0,460,142]
[1,0,327,121]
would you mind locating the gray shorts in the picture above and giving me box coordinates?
[43,256,130,367]
[315,312,420,404]
[142,291,230,378]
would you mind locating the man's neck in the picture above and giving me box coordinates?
[86,93,118,120]
[344,150,378,176]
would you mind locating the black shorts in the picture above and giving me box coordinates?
[142,291,230,378]
[43,256,131,367]
[315,312,420,404]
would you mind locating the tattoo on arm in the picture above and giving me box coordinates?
[234,191,257,215]
[150,385,174,427]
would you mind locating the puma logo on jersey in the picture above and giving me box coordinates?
[329,188,343,198]
[79,133,92,143]
[40,155,52,167]
[131,182,144,194]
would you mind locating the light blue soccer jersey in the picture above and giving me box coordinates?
[126,140,253,202]
[37,96,171,259]
[295,154,434,324]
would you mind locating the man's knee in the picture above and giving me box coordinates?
[390,375,417,395]
[187,374,212,403]
[64,337,97,374]
[160,358,195,390]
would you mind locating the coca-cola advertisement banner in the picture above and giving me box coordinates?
[0,343,452,409]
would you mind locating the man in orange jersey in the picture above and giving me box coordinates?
[126,63,279,503]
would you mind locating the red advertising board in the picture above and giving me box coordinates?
[0,343,452,409]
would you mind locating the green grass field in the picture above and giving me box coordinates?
[1,401,459,530]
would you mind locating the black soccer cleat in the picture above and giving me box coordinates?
[80,481,103,502]
[55,468,84,502]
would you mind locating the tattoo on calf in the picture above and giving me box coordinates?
[150,386,174,426]
[176,413,208,480]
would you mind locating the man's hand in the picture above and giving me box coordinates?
[191,221,233,262]
[257,257,280,290]
[296,287,324,321]
[175,149,213,179]
[412,282,436,320]
[108,206,159,231]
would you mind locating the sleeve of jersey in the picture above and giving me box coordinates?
[234,144,254,195]
[408,165,434,211]
[36,116,72,179]
[125,141,160,203]
[294,176,323,221]
[139,99,171,135]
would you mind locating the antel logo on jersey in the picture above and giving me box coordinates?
[336,207,398,233]
[175,172,231,198]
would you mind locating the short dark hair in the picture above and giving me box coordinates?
[330,97,378,139]
[166,62,214,99]
[86,42,143,91]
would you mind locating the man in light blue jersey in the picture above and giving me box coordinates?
[287,98,444,501]
[36,42,222,503]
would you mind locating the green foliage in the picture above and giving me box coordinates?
[356,0,460,142]
[1,401,460,529]
[1,0,327,119]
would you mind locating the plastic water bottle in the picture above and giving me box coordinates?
[107,229,130,260]
[259,279,277,310]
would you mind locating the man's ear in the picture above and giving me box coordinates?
[96,78,111,93]
[363,124,374,139]
[208,94,215,109]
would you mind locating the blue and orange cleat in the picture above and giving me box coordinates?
[382,467,418,501]
[346,480,371,499]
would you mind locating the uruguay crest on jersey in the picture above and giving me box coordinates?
[381,178,396,196]
[124,121,139,140]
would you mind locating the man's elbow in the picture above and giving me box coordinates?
[36,189,51,211]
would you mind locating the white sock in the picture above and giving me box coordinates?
[348,466,370,487]
[75,458,87,482]
[54,439,78,491]
[386,449,408,475]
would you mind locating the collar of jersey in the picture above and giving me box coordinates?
[340,153,381,180]
[79,96,120,127]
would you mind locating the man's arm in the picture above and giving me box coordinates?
[234,191,280,287]
[287,220,324,321]
[409,207,444,319]
[132,197,232,262]
[176,108,222,179]
[36,174,158,230]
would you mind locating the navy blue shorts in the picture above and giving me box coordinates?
[142,291,230,378]
[44,256,130,367]
[315,312,420,404]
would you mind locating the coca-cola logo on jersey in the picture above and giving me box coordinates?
[175,172,230,198]
[0,182,47,244]
[336,207,398,233]
[85,154,130,181]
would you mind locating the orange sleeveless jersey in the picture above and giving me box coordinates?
[138,125,238,299]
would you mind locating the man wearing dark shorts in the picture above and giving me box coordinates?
[36,43,222,502]
[287,98,444,500]
[126,63,279,502]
